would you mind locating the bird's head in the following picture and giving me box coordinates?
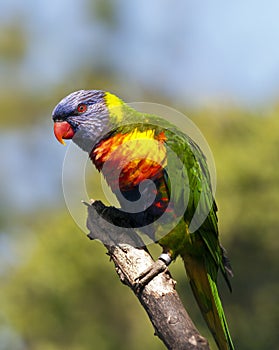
[52,90,124,152]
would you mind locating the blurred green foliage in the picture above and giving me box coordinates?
[88,0,118,28]
[0,21,27,62]
[0,95,278,349]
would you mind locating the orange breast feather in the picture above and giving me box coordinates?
[91,129,167,191]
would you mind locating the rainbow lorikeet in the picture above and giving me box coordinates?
[52,90,234,350]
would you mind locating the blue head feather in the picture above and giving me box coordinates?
[52,90,111,152]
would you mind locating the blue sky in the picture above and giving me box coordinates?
[1,0,279,106]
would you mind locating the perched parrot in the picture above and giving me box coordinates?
[52,90,234,350]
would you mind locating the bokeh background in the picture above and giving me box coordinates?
[0,1,278,349]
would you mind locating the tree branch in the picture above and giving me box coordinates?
[86,201,209,350]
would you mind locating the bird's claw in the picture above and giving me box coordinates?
[81,199,96,207]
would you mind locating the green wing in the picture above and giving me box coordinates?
[164,128,232,289]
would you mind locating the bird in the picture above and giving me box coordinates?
[52,89,234,350]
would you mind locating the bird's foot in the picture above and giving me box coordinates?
[134,253,172,291]
[85,200,147,247]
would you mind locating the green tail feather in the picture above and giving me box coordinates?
[183,255,234,350]
[207,273,234,350]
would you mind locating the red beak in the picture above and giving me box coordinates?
[53,121,75,145]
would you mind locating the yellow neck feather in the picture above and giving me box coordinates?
[104,92,124,122]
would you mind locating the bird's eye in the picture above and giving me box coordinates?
[77,103,87,113]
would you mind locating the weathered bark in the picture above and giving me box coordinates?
[86,201,210,350]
